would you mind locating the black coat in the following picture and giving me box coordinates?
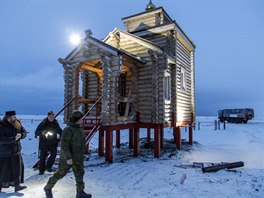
[35,118,62,151]
[0,119,26,157]
[0,118,26,188]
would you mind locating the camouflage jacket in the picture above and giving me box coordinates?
[60,121,85,164]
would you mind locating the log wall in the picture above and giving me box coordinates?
[123,8,172,33]
[115,35,154,123]
[175,35,193,123]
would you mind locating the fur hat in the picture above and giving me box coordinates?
[47,111,55,116]
[5,111,16,116]
[69,110,84,122]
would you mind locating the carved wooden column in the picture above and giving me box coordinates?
[81,70,89,113]
[171,64,177,127]
[101,55,111,125]
[110,55,122,124]
[63,63,80,121]
[101,55,113,163]
[148,50,159,124]
[190,51,195,122]
[174,31,179,129]
[130,65,138,121]
[190,50,195,146]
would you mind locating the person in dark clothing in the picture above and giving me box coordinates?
[35,111,62,175]
[44,110,92,198]
[0,110,27,192]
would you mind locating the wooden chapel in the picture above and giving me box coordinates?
[58,1,196,163]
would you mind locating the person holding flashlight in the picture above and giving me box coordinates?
[35,111,62,175]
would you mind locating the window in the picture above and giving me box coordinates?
[118,73,127,116]
[181,67,187,92]
[164,72,171,100]
[156,13,161,25]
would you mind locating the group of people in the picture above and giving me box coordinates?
[0,110,92,198]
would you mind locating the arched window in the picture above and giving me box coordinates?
[181,67,187,92]
[164,71,171,100]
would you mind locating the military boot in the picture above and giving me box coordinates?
[44,187,53,198]
[76,191,92,198]
[14,185,27,192]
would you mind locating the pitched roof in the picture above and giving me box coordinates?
[130,21,195,50]
[61,34,146,64]
[104,28,164,54]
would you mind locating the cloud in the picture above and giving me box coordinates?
[1,66,64,91]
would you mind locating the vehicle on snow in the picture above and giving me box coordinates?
[218,108,254,124]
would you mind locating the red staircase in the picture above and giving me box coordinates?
[81,96,102,150]
[82,115,101,146]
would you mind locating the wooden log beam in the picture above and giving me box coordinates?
[77,97,98,104]
[202,161,244,173]
[81,64,102,76]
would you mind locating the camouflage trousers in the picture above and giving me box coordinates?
[44,162,85,192]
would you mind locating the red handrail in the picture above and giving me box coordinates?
[82,96,102,119]
[54,97,75,118]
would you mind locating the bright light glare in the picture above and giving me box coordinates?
[45,131,53,138]
[70,34,81,45]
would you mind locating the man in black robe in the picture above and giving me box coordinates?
[0,110,27,192]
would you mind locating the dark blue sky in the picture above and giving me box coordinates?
[0,0,263,117]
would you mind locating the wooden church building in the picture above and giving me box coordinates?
[58,1,196,163]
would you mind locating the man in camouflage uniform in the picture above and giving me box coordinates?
[44,111,92,198]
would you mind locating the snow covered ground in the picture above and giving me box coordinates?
[0,115,263,198]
